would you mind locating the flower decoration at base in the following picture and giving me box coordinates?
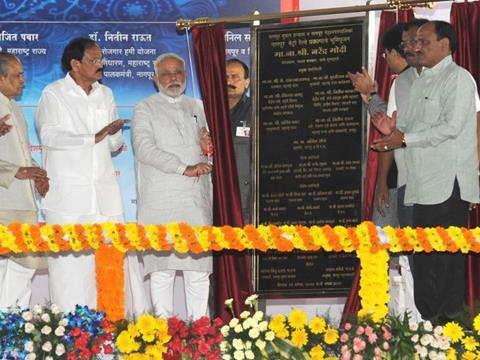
[115,313,171,358]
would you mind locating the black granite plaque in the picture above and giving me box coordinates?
[253,19,365,296]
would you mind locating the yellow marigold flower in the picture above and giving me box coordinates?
[309,317,327,334]
[443,321,464,343]
[309,344,325,360]
[269,314,286,332]
[473,314,480,334]
[127,323,140,337]
[461,351,477,360]
[116,331,136,354]
[288,309,308,329]
[156,318,169,335]
[291,329,308,348]
[462,336,479,352]
[276,327,289,339]
[446,348,456,360]
[324,328,339,345]
[137,314,157,334]
[142,332,155,343]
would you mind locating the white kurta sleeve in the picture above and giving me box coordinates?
[36,90,95,150]
[107,92,124,152]
[132,101,187,175]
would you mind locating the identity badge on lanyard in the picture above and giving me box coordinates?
[236,121,250,137]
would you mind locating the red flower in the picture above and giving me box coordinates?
[67,353,77,360]
[103,344,113,354]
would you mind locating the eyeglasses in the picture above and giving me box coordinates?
[82,54,105,66]
[400,39,417,49]
[158,69,185,79]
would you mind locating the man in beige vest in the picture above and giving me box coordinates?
[0,52,49,309]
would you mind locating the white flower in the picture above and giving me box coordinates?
[232,338,245,350]
[248,328,260,339]
[24,341,34,352]
[240,311,250,319]
[244,341,252,349]
[437,336,450,350]
[41,325,52,335]
[220,342,229,351]
[411,334,419,343]
[25,322,35,333]
[245,294,258,306]
[229,318,239,327]
[258,321,268,332]
[59,318,68,327]
[42,341,52,352]
[242,318,253,329]
[50,304,61,314]
[55,344,66,356]
[434,326,443,336]
[234,324,243,333]
[245,350,255,359]
[32,304,42,314]
[22,311,33,321]
[409,322,419,331]
[255,339,266,350]
[420,334,433,346]
[424,321,433,332]
[416,345,428,358]
[428,350,438,360]
[46,357,53,360]
[54,326,65,336]
[221,325,230,336]
[265,331,275,341]
[252,311,264,321]
[41,313,51,323]
[225,298,234,306]
[222,355,232,360]
[25,354,36,360]
[233,350,245,360]
[430,337,439,349]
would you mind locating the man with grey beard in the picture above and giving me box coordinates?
[132,53,213,319]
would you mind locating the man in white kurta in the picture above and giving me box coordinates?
[0,52,49,309]
[132,53,213,319]
[36,38,148,317]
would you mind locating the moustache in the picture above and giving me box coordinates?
[228,84,236,90]
[168,82,182,88]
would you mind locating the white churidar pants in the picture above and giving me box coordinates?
[150,270,210,319]
[0,259,35,310]
[44,210,150,318]
[0,210,38,310]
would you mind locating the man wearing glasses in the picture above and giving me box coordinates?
[36,37,147,316]
[372,21,480,322]
[132,53,213,319]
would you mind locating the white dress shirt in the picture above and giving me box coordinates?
[36,73,123,216]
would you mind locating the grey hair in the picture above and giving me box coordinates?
[153,53,186,76]
[0,51,19,76]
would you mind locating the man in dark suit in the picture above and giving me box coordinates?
[226,58,251,223]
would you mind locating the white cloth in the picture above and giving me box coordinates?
[0,92,37,211]
[44,210,150,318]
[35,73,123,216]
[0,258,35,310]
[132,92,213,274]
[150,270,210,320]
[36,73,149,318]
[402,56,479,205]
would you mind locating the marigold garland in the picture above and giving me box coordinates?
[2,221,480,322]
[96,242,125,322]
